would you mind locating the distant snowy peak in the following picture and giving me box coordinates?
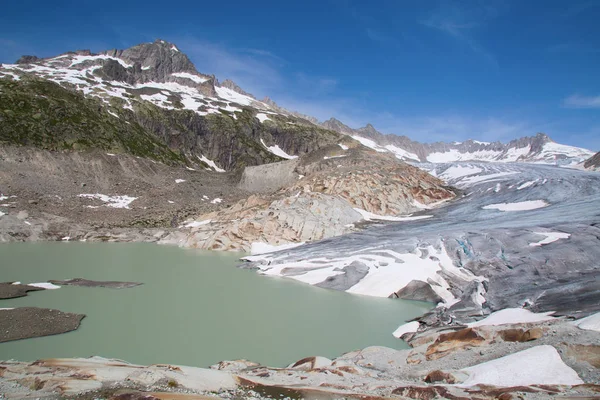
[323,120,594,165]
[424,134,594,164]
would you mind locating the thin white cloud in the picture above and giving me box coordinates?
[420,2,504,67]
[357,114,534,144]
[174,37,284,98]
[563,94,600,109]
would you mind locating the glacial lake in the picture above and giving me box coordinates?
[0,243,431,367]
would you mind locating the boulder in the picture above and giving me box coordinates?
[425,328,486,360]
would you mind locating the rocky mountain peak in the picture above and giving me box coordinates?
[321,118,354,134]
[220,79,255,98]
[103,39,197,77]
[15,55,41,64]
[357,123,383,140]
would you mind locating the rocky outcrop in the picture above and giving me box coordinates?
[292,148,455,216]
[173,192,361,252]
[174,148,455,251]
[584,151,600,171]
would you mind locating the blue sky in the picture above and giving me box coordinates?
[1,0,599,150]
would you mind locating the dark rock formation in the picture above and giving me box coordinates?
[48,278,142,289]
[584,151,600,170]
[0,282,44,299]
[15,55,41,64]
[0,307,85,342]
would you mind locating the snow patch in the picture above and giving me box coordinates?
[468,308,556,327]
[251,242,305,255]
[69,55,132,69]
[571,312,600,332]
[482,200,549,212]
[392,321,420,338]
[211,198,222,204]
[171,72,207,83]
[215,86,254,106]
[517,180,537,190]
[28,282,61,290]
[351,136,387,152]
[338,144,349,150]
[198,155,226,172]
[323,155,347,160]
[175,179,186,183]
[256,113,271,123]
[260,139,297,160]
[384,145,420,161]
[354,208,432,222]
[459,345,583,387]
[184,219,212,228]
[529,231,570,247]
[439,165,483,181]
[78,194,137,209]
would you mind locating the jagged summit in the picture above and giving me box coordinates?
[321,118,354,134]
[102,39,198,77]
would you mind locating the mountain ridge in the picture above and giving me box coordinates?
[0,39,595,166]
[322,117,594,164]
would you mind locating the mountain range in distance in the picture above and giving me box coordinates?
[0,39,596,169]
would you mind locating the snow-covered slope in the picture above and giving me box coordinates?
[0,40,284,121]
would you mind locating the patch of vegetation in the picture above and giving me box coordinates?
[0,76,185,165]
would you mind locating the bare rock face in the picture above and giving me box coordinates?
[178,192,362,252]
[584,151,600,171]
[565,344,600,368]
[498,327,544,342]
[292,148,455,216]
[425,328,486,361]
[103,39,217,96]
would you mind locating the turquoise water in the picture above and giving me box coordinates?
[0,242,430,367]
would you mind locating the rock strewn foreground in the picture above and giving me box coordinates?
[1,316,598,399]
